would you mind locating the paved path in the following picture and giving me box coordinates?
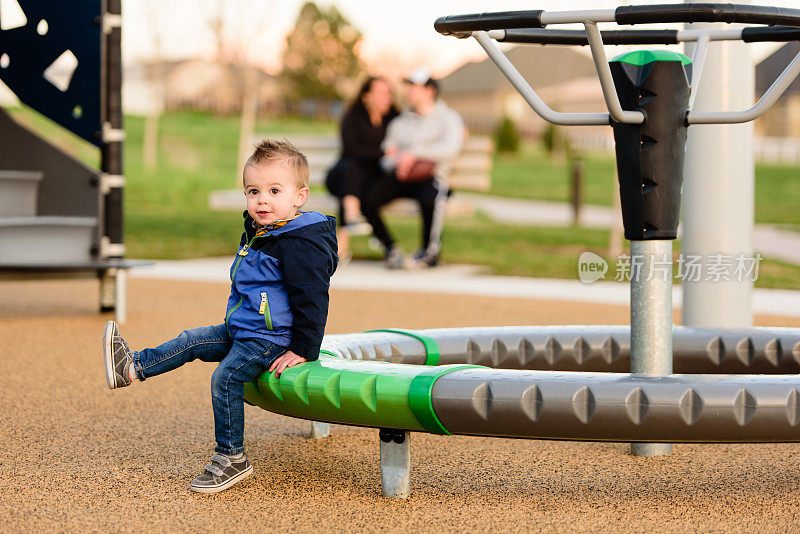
[130,256,800,318]
[459,192,800,266]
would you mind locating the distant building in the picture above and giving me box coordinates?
[123,59,281,116]
[439,45,606,137]
[755,42,800,138]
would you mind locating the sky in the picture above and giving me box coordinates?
[122,0,800,77]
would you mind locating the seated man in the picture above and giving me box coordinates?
[361,67,464,269]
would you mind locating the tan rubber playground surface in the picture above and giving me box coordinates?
[2,277,800,532]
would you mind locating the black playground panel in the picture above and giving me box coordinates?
[0,0,142,318]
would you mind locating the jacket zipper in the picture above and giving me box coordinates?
[225,296,244,335]
[227,232,269,335]
[230,234,260,281]
[259,292,273,330]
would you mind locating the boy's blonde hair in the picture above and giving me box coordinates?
[244,138,310,189]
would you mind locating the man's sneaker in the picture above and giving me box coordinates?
[408,249,440,269]
[342,220,372,236]
[190,453,253,494]
[384,246,405,270]
[102,320,134,389]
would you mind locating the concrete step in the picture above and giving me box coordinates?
[0,216,96,265]
[0,170,43,216]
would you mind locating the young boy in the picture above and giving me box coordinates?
[102,138,338,494]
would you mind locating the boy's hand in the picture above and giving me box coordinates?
[269,351,307,377]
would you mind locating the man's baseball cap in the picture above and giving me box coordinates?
[404,67,438,90]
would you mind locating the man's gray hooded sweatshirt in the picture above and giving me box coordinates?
[382,99,464,180]
[224,210,338,361]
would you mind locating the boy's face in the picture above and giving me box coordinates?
[243,161,309,226]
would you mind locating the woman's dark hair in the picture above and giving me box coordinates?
[346,76,395,117]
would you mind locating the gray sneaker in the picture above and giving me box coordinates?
[384,246,405,270]
[342,220,372,236]
[102,320,134,389]
[190,453,253,494]
[409,248,440,269]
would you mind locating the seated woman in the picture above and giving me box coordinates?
[326,77,398,261]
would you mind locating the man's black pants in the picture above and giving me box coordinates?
[361,172,448,258]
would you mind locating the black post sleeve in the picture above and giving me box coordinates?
[610,59,691,240]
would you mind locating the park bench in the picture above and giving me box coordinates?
[209,133,494,217]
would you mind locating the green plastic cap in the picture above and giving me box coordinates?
[610,50,691,66]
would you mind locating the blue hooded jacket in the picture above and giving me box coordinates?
[224,210,338,360]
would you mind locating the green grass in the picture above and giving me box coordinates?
[6,107,800,289]
[349,211,613,279]
[491,144,800,228]
[490,145,618,206]
[125,210,242,259]
[348,216,800,290]
[123,111,336,213]
[753,163,800,226]
[755,257,800,291]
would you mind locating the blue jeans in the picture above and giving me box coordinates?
[133,324,286,455]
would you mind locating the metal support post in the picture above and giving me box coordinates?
[114,268,127,324]
[379,428,410,498]
[682,6,755,328]
[309,421,330,439]
[99,269,115,312]
[630,240,673,457]
[100,268,126,323]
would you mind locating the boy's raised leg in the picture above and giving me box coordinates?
[135,324,232,380]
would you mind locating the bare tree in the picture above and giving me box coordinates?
[207,0,275,184]
[142,0,166,171]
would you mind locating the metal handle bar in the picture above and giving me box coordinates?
[472,31,611,125]
[498,29,681,45]
[616,4,800,27]
[584,22,646,124]
[477,25,648,125]
[434,4,800,35]
[437,5,800,126]
[687,49,800,124]
[496,26,800,46]
[434,10,544,36]
[490,25,800,117]
[742,26,800,42]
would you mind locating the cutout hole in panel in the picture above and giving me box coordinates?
[0,53,9,69]
[0,0,27,31]
[43,49,78,92]
[72,105,83,119]
[36,19,48,35]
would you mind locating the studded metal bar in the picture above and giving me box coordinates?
[321,327,800,374]
[431,368,800,442]
[321,331,429,365]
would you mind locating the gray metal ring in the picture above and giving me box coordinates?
[322,326,800,373]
